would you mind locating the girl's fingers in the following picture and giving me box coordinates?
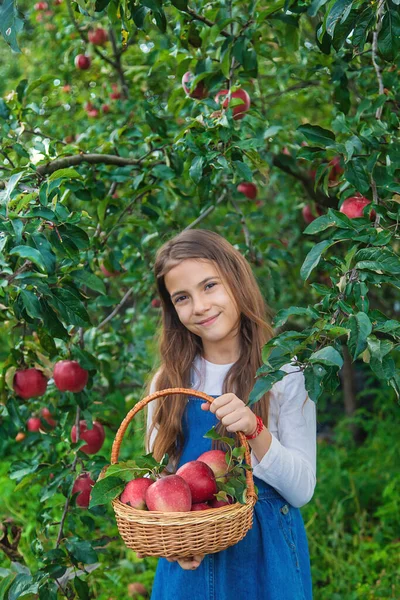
[200,403,209,411]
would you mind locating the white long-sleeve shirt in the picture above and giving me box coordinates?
[146,355,317,508]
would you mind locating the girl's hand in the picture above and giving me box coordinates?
[166,554,205,570]
[201,393,257,436]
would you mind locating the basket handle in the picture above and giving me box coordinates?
[111,387,257,501]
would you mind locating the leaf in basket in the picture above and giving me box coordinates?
[232,446,246,461]
[89,476,125,508]
[214,490,231,502]
[105,461,151,482]
[203,426,235,446]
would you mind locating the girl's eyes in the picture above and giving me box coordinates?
[175,282,217,304]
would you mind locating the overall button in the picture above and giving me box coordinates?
[280,504,289,515]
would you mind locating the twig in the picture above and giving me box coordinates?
[21,127,67,146]
[100,189,150,245]
[97,287,135,329]
[185,190,228,230]
[108,28,129,99]
[56,409,81,547]
[263,81,321,102]
[230,197,257,262]
[186,8,230,38]
[372,2,385,120]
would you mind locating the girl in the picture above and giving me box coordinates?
[144,229,316,600]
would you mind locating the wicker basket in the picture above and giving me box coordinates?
[106,387,258,558]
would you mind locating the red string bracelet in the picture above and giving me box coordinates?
[245,415,264,440]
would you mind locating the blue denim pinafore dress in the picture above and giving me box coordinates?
[150,395,313,600]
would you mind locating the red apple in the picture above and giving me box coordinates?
[88,28,108,46]
[15,432,26,442]
[209,497,234,508]
[13,368,48,400]
[62,84,71,93]
[34,1,48,9]
[302,204,323,225]
[53,360,88,392]
[151,298,161,308]
[110,85,121,100]
[55,0,63,5]
[191,502,211,511]
[87,109,99,118]
[120,478,154,509]
[74,54,91,70]
[181,72,208,100]
[41,407,56,428]
[237,182,257,200]
[196,449,229,483]
[176,461,217,503]
[127,583,148,598]
[282,147,291,156]
[71,420,105,454]
[328,156,343,183]
[27,417,42,432]
[214,88,251,120]
[72,473,95,508]
[102,104,110,113]
[100,262,120,277]
[340,196,374,219]
[145,475,192,512]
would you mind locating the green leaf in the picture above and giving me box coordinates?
[344,159,370,194]
[9,459,40,481]
[309,346,343,369]
[347,312,372,360]
[297,124,335,146]
[233,160,253,181]
[74,578,90,600]
[9,246,47,272]
[378,8,400,62]
[304,363,326,402]
[248,371,286,406]
[69,270,106,295]
[31,232,56,274]
[303,212,337,235]
[0,0,24,53]
[1,171,24,206]
[48,289,92,327]
[89,476,125,507]
[355,248,400,275]
[273,306,319,328]
[47,168,82,182]
[300,240,334,280]
[65,539,98,565]
[189,156,204,183]
[326,0,353,37]
[20,290,43,320]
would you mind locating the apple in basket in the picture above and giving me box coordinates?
[120,478,154,509]
[196,449,230,483]
[145,475,192,512]
[176,460,217,503]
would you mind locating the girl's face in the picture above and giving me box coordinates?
[164,258,241,350]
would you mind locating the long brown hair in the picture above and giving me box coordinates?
[145,229,274,466]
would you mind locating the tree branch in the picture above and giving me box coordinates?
[272,155,338,208]
[97,287,135,330]
[185,190,228,230]
[185,8,230,38]
[36,153,142,176]
[372,2,385,120]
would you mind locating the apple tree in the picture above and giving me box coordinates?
[0,0,399,597]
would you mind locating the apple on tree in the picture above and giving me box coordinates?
[27,417,42,432]
[72,473,95,508]
[34,1,48,9]
[71,420,105,454]
[237,182,258,200]
[13,368,48,400]
[176,460,217,503]
[120,478,154,509]
[100,262,120,277]
[214,88,251,120]
[127,582,148,599]
[53,360,88,392]
[74,54,91,70]
[88,28,108,46]
[339,195,374,219]
[328,156,343,183]
[151,298,161,308]
[181,72,208,100]
[145,474,192,512]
